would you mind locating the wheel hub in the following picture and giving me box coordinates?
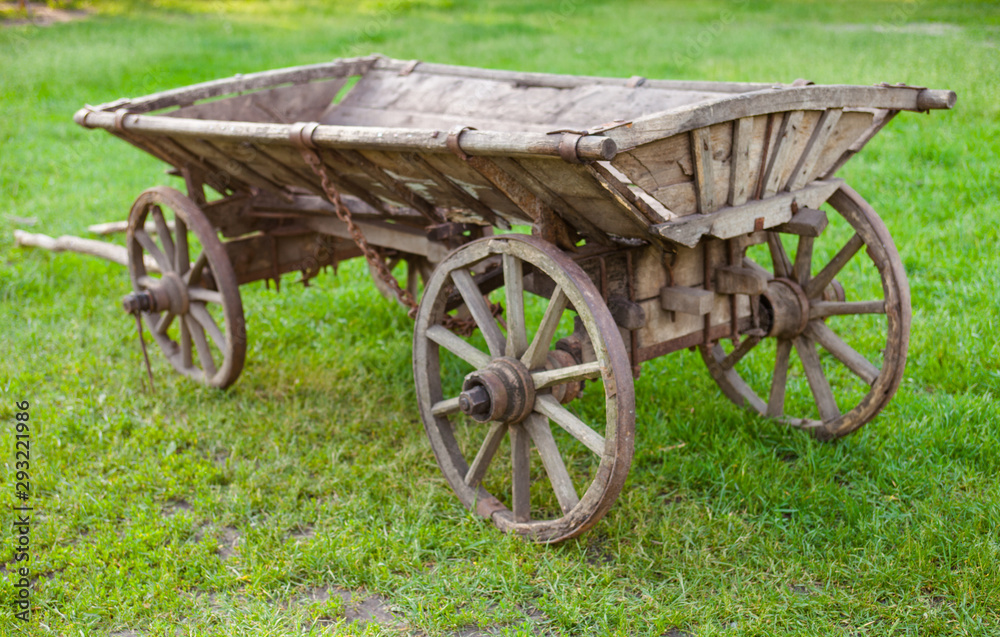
[459,357,535,425]
[122,272,190,315]
[763,278,810,339]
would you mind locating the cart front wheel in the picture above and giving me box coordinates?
[700,184,910,440]
[126,186,246,389]
[413,234,635,543]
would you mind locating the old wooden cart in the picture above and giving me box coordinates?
[73,55,955,542]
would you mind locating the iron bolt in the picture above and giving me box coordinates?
[458,385,491,418]
[122,290,155,314]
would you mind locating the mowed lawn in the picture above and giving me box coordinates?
[1,1,998,635]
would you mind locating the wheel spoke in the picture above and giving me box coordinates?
[431,396,461,416]
[767,232,792,279]
[426,324,491,369]
[154,311,175,336]
[188,302,225,352]
[464,421,506,488]
[766,338,792,417]
[503,254,528,358]
[805,321,880,386]
[137,275,159,290]
[188,287,223,305]
[793,235,814,286]
[185,315,217,379]
[151,205,175,269]
[180,315,193,369]
[523,413,579,515]
[793,335,840,422]
[184,252,208,286]
[521,286,569,370]
[719,334,762,372]
[534,394,605,456]
[809,300,886,320]
[531,361,602,390]
[451,268,506,357]
[510,422,531,522]
[134,229,171,273]
[804,233,864,299]
[174,217,190,277]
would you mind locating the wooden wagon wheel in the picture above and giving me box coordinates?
[126,186,246,389]
[413,234,635,543]
[699,184,910,441]
[368,251,433,306]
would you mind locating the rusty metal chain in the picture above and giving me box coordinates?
[300,149,420,318]
[300,147,499,336]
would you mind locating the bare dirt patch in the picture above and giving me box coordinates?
[1,2,90,27]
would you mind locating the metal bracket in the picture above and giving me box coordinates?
[446,125,476,160]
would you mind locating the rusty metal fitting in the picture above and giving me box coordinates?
[122,290,158,314]
[446,126,476,160]
[558,132,585,164]
[460,357,535,424]
[113,108,131,132]
[289,122,320,149]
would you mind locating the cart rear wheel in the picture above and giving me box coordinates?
[413,235,635,542]
[127,186,246,389]
[700,184,909,440]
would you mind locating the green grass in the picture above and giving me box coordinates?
[2,0,999,635]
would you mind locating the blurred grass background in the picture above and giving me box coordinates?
[1,1,998,635]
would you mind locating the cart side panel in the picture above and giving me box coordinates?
[420,153,538,223]
[807,110,878,182]
[768,110,823,194]
[163,78,353,124]
[512,157,651,238]
[319,69,730,133]
[611,108,876,222]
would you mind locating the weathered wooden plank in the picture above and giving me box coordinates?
[584,164,657,235]
[691,127,716,214]
[785,108,842,191]
[124,56,380,114]
[807,110,876,181]
[603,84,956,149]
[714,265,768,295]
[401,152,500,226]
[591,162,668,224]
[372,56,773,93]
[660,286,714,315]
[820,109,897,179]
[165,77,350,124]
[773,207,828,237]
[653,179,843,247]
[172,136,292,198]
[336,148,441,221]
[501,158,612,245]
[729,116,755,206]
[77,110,617,161]
[761,110,805,197]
